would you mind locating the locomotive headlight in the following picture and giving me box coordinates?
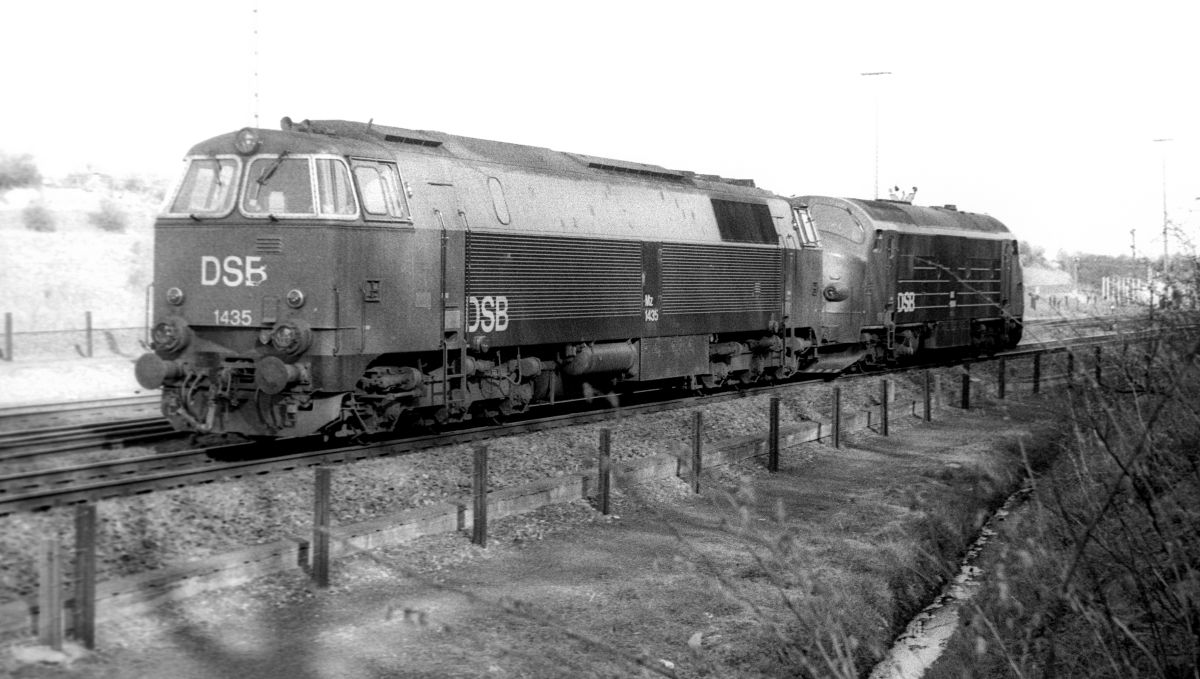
[166,287,186,306]
[286,288,305,308]
[269,319,312,357]
[233,127,261,155]
[151,316,192,358]
[823,283,851,302]
[271,324,297,350]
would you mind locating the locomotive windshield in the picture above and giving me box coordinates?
[168,157,239,216]
[808,203,866,244]
[242,155,356,217]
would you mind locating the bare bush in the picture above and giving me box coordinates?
[21,200,55,232]
[88,198,128,233]
[933,317,1200,678]
[0,151,41,191]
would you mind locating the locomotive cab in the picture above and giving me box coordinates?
[137,124,428,437]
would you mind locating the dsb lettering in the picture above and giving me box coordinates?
[201,255,267,287]
[467,295,509,333]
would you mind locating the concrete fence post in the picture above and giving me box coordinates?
[472,446,489,547]
[923,370,932,422]
[879,379,889,436]
[73,504,97,649]
[3,312,11,362]
[961,364,971,410]
[38,539,63,650]
[832,386,842,448]
[597,429,612,515]
[998,358,1006,399]
[768,396,780,472]
[313,467,332,588]
[85,311,93,358]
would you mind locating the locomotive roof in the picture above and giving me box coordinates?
[797,196,1012,238]
[187,118,776,201]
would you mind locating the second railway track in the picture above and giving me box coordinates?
[0,418,181,462]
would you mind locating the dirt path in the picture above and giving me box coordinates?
[5,399,1062,678]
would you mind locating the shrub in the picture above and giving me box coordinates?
[22,201,55,232]
[89,198,128,233]
[0,152,41,191]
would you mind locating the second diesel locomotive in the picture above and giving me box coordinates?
[135,119,1023,439]
[801,196,1024,370]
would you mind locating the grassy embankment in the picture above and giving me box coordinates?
[927,313,1200,678]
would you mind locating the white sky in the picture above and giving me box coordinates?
[3,0,1198,258]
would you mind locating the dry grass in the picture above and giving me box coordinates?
[929,314,1200,679]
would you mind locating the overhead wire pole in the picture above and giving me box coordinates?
[862,71,892,200]
[252,5,260,128]
[1152,138,1172,268]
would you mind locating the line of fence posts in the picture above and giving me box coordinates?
[34,347,1092,643]
[0,312,105,361]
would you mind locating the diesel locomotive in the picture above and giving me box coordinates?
[801,196,1024,369]
[135,118,1023,439]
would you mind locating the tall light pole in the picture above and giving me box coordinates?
[862,71,892,199]
[1152,137,1172,268]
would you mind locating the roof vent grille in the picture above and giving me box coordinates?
[384,134,443,147]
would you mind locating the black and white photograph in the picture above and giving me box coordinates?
[1,1,1198,677]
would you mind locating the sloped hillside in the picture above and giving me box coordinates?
[0,186,158,332]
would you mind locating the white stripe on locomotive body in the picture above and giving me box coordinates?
[910,303,999,310]
[898,279,1002,284]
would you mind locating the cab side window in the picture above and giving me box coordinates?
[317,159,356,215]
[351,159,410,221]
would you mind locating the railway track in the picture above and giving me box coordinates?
[0,418,180,463]
[0,392,731,515]
[0,394,160,422]
[0,319,1191,517]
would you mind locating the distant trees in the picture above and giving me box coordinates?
[0,151,42,191]
[1019,241,1051,269]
